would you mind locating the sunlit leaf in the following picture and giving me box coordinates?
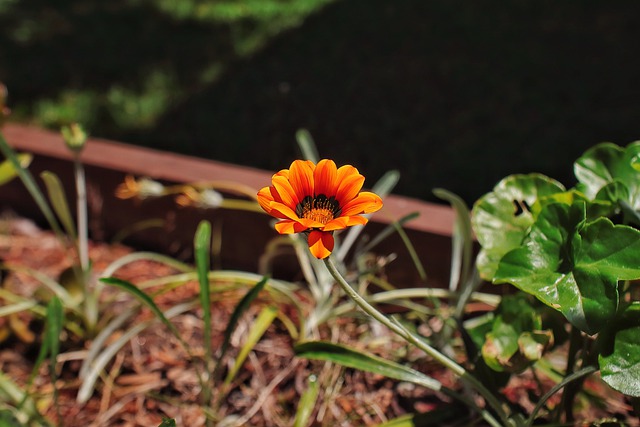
[434,188,473,291]
[41,171,77,241]
[100,277,188,349]
[472,174,565,280]
[294,341,442,391]
[293,375,319,427]
[216,276,268,372]
[494,201,640,334]
[224,306,278,385]
[296,128,319,164]
[599,303,640,397]
[574,141,640,211]
[0,153,32,186]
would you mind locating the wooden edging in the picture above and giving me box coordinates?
[2,124,455,237]
[1,123,458,287]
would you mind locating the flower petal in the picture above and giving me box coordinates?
[275,220,309,234]
[308,230,334,259]
[272,172,300,208]
[341,192,383,216]
[335,169,365,207]
[268,201,300,220]
[323,216,349,231]
[289,160,315,201]
[314,159,338,197]
[257,186,275,213]
[345,215,369,226]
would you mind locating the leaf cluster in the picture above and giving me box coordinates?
[472,141,640,397]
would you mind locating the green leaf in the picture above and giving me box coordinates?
[574,141,640,210]
[433,188,473,292]
[158,418,177,427]
[214,276,268,381]
[194,221,212,363]
[0,133,64,240]
[0,409,22,427]
[41,171,77,241]
[0,153,32,186]
[294,341,442,391]
[224,306,278,385]
[472,174,565,280]
[481,295,552,373]
[296,128,319,164]
[293,375,319,427]
[599,303,640,397]
[374,411,455,427]
[100,277,189,349]
[495,201,640,334]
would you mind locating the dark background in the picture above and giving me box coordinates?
[2,0,639,204]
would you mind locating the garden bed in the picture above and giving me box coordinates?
[1,125,638,426]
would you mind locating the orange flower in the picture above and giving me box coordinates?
[258,159,383,259]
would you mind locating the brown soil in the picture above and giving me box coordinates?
[0,213,636,426]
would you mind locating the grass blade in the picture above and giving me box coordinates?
[79,308,137,380]
[194,220,213,405]
[360,212,419,253]
[224,306,279,385]
[293,374,320,427]
[296,129,319,163]
[0,132,64,240]
[45,297,63,423]
[214,276,269,379]
[0,371,46,425]
[100,277,190,351]
[336,169,400,261]
[433,188,473,292]
[294,341,442,391]
[41,171,78,242]
[76,301,196,403]
[19,297,63,418]
[0,301,38,317]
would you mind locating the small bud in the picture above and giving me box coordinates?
[61,123,88,153]
[115,175,166,200]
[176,188,224,209]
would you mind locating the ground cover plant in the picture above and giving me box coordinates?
[1,91,640,425]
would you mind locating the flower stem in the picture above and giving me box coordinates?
[323,257,514,427]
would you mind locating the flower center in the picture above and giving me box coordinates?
[296,194,341,225]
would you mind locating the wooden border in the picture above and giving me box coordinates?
[2,124,455,236]
[1,124,458,288]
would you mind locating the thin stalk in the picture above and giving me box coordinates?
[525,365,597,427]
[74,156,89,276]
[323,257,514,427]
[74,155,95,332]
[559,326,582,423]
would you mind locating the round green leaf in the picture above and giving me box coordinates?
[574,141,640,209]
[472,174,565,280]
[599,303,640,397]
[495,201,640,334]
[481,295,551,373]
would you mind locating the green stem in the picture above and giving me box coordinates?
[74,155,96,333]
[525,365,597,427]
[323,257,513,427]
[559,326,582,422]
